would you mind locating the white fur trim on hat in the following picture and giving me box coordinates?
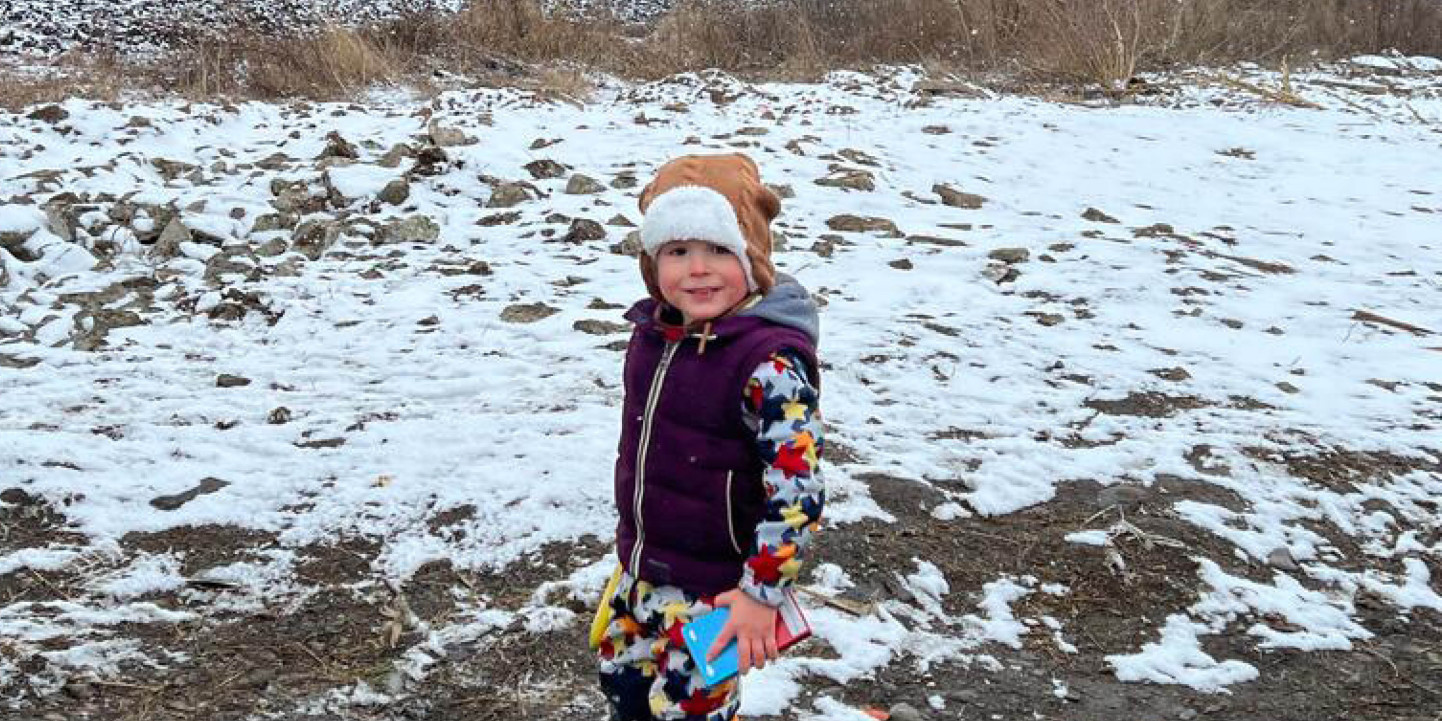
[641,185,756,291]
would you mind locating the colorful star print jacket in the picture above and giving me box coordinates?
[614,275,825,605]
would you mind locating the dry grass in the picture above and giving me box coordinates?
[5,0,1442,105]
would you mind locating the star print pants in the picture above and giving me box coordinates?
[595,569,740,721]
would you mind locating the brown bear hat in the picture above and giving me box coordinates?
[636,153,781,302]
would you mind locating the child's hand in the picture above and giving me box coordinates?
[708,589,779,674]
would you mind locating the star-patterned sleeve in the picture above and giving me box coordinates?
[738,350,824,607]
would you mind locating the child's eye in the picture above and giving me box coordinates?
[711,245,732,255]
[666,246,687,256]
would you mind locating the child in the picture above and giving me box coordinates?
[594,153,825,721]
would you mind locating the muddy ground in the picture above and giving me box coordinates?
[3,437,1440,721]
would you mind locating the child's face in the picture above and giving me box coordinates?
[655,239,748,324]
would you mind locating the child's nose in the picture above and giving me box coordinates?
[687,253,710,274]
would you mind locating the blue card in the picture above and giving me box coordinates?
[681,607,740,687]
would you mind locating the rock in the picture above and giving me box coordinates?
[151,157,199,181]
[318,130,359,160]
[126,115,152,128]
[606,214,635,227]
[410,145,450,176]
[378,142,415,168]
[989,247,1029,264]
[61,681,92,701]
[251,213,296,233]
[771,229,788,252]
[907,235,967,248]
[766,183,794,199]
[216,373,251,388]
[43,202,79,242]
[1034,313,1064,326]
[1276,381,1300,394]
[500,303,559,324]
[1083,207,1120,223]
[291,220,343,260]
[150,217,192,260]
[563,218,606,243]
[150,477,229,511]
[379,179,411,206]
[255,238,288,257]
[204,250,257,284]
[1267,547,1299,571]
[890,703,926,721]
[825,214,900,236]
[524,159,567,180]
[478,211,522,226]
[922,125,951,135]
[611,231,644,257]
[487,183,533,208]
[814,168,875,192]
[1151,367,1191,382]
[610,173,638,190]
[982,263,1019,284]
[565,174,606,195]
[573,319,629,335]
[889,258,913,270]
[428,120,475,147]
[934,183,987,209]
[378,216,440,244]
[811,239,836,257]
[28,104,69,124]
[272,183,320,214]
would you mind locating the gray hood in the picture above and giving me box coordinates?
[738,273,820,347]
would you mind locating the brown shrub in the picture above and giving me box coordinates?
[15,0,1442,102]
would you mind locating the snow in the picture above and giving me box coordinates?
[1,56,1440,715]
[1107,615,1259,693]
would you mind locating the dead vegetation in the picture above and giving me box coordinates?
[3,0,1441,106]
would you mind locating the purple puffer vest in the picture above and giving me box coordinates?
[614,299,818,596]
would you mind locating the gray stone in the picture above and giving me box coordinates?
[150,217,191,260]
[1267,547,1299,571]
[825,214,900,236]
[524,159,567,180]
[378,216,440,245]
[563,218,606,243]
[890,703,926,721]
[1083,207,1120,223]
[318,130,359,160]
[251,213,296,233]
[291,220,343,260]
[428,121,475,147]
[379,179,411,206]
[981,263,1019,284]
[934,183,987,209]
[573,319,629,335]
[150,477,229,511]
[500,303,559,324]
[989,247,1030,264]
[378,143,414,168]
[565,174,606,195]
[487,183,533,208]
[255,238,288,257]
[815,168,875,192]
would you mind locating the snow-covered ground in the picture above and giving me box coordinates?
[2,55,1440,718]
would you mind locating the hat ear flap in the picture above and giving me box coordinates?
[755,184,781,222]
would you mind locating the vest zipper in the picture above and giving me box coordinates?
[629,340,680,578]
[724,470,744,556]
